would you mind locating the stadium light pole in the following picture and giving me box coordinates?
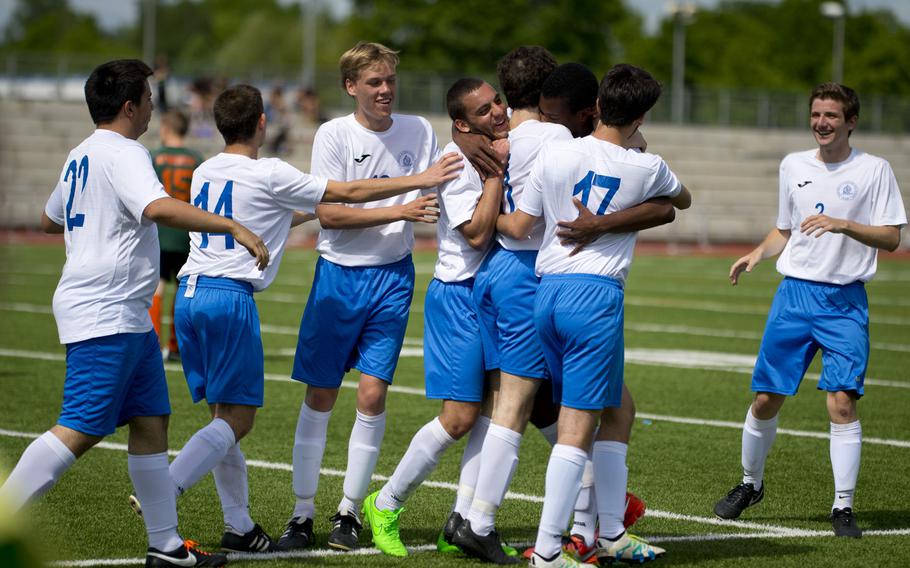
[820,2,846,83]
[301,0,317,88]
[668,2,696,125]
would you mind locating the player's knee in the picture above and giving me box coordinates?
[356,384,388,414]
[305,387,339,412]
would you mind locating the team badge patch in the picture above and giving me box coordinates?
[837,182,857,201]
[397,150,416,171]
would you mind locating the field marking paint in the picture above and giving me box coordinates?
[3,348,910,447]
[0,302,53,314]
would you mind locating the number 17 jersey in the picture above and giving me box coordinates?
[520,136,682,283]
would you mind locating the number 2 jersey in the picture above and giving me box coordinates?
[520,135,682,283]
[177,153,328,291]
[44,129,170,344]
[775,149,906,285]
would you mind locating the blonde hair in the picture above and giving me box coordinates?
[339,41,400,88]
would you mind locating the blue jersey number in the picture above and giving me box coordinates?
[64,156,89,230]
[573,171,621,215]
[503,153,514,212]
[815,202,825,215]
[193,180,235,249]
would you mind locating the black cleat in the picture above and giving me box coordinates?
[220,524,275,553]
[714,482,764,519]
[442,511,464,544]
[830,507,862,538]
[146,540,227,567]
[276,517,314,550]
[451,519,520,565]
[327,510,362,551]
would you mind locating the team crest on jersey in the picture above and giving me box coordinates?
[837,182,857,201]
[397,150,416,171]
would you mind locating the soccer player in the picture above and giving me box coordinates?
[498,64,691,567]
[280,41,443,552]
[712,82,905,538]
[152,84,460,554]
[0,59,271,568]
[360,77,509,558]
[149,109,204,361]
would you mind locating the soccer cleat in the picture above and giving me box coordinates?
[624,492,647,528]
[220,524,275,553]
[451,519,520,565]
[528,550,588,567]
[362,490,407,557]
[522,535,596,564]
[276,517,314,550]
[437,511,463,553]
[145,539,228,567]
[596,532,665,564]
[129,494,143,517]
[327,509,363,551]
[713,482,764,520]
[830,508,862,538]
[165,349,181,362]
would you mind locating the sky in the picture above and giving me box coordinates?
[0,0,909,38]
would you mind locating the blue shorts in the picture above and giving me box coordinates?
[292,255,415,387]
[752,277,868,397]
[473,245,548,379]
[175,276,264,406]
[534,274,624,411]
[424,278,485,402]
[58,330,170,437]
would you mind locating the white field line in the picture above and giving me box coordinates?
[3,348,910,448]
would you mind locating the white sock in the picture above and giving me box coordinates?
[169,418,235,496]
[593,441,628,539]
[376,417,456,511]
[741,406,777,490]
[534,444,588,559]
[129,452,184,551]
[830,420,862,511]
[0,431,75,512]
[538,422,559,447]
[338,410,386,515]
[571,459,597,547]
[292,403,332,520]
[213,443,254,534]
[467,423,522,536]
[453,415,490,516]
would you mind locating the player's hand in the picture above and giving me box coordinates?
[414,152,463,189]
[729,250,762,286]
[626,129,647,152]
[398,194,440,224]
[800,214,848,238]
[491,138,510,165]
[452,125,503,179]
[231,223,270,270]
[557,198,599,256]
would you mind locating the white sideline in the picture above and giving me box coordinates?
[2,347,910,448]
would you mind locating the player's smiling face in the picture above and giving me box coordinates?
[457,83,509,140]
[810,98,855,150]
[347,61,397,130]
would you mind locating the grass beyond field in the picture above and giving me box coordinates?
[0,243,908,568]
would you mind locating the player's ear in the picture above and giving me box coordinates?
[453,118,472,134]
[344,77,357,98]
[258,113,267,131]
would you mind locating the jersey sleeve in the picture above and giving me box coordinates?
[310,124,347,181]
[44,183,65,226]
[870,160,908,228]
[644,156,682,200]
[443,163,483,230]
[420,124,442,197]
[517,147,546,217]
[776,158,793,230]
[268,159,328,214]
[112,145,169,223]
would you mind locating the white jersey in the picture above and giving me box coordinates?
[312,113,439,266]
[177,153,327,291]
[498,120,573,251]
[775,149,906,284]
[521,136,682,282]
[45,129,169,344]
[434,142,491,282]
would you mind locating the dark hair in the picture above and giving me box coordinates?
[597,64,662,127]
[496,46,557,110]
[160,109,190,137]
[810,82,860,121]
[214,84,264,144]
[541,62,599,113]
[446,77,486,121]
[84,59,153,124]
